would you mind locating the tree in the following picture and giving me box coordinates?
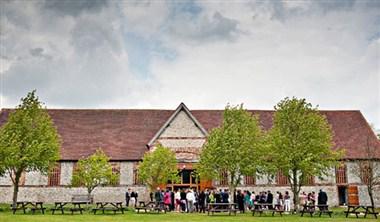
[138,144,179,192]
[353,137,380,208]
[267,97,342,211]
[0,90,60,207]
[197,104,265,194]
[71,149,118,202]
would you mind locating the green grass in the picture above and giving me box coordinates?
[0,204,378,222]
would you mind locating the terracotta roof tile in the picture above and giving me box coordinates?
[0,108,379,160]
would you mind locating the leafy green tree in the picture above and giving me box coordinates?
[0,90,60,207]
[197,104,265,194]
[71,149,118,202]
[267,97,342,211]
[138,144,179,192]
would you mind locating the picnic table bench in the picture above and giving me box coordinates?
[135,201,166,214]
[252,203,284,217]
[11,201,46,214]
[300,204,333,217]
[344,205,379,219]
[207,203,237,216]
[51,201,88,214]
[92,202,125,214]
[51,195,92,214]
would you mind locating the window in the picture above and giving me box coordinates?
[304,175,315,185]
[110,162,120,186]
[244,175,255,185]
[276,170,288,185]
[335,163,347,184]
[133,164,143,185]
[182,170,191,184]
[219,171,228,186]
[360,163,372,185]
[48,163,61,186]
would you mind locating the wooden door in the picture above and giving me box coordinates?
[347,185,359,205]
[199,179,213,191]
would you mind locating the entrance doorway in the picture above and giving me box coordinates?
[167,169,200,191]
[337,186,347,206]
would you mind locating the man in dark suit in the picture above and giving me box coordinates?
[125,188,131,207]
[267,190,273,209]
[222,189,229,203]
[318,189,328,210]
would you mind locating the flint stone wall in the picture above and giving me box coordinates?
[0,186,149,203]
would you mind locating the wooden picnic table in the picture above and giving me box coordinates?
[345,205,379,219]
[51,201,87,214]
[207,203,237,216]
[92,202,125,214]
[300,204,333,217]
[135,201,166,214]
[11,201,45,214]
[252,203,284,216]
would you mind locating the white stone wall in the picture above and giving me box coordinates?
[255,174,274,185]
[0,174,12,186]
[315,167,335,184]
[346,162,361,184]
[120,162,134,185]
[60,162,73,185]
[358,185,380,206]
[160,111,204,137]
[0,186,149,203]
[159,139,205,148]
[24,171,48,186]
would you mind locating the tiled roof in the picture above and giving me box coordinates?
[0,108,379,160]
[192,110,380,159]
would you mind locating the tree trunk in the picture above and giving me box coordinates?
[87,188,93,204]
[291,170,300,213]
[367,186,374,209]
[12,172,21,208]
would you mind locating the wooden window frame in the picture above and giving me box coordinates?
[219,171,228,186]
[48,163,61,186]
[304,175,315,186]
[276,170,289,186]
[110,162,120,186]
[360,163,372,185]
[133,164,143,185]
[335,163,347,184]
[244,175,256,186]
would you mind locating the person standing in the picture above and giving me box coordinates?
[174,190,181,212]
[180,189,187,212]
[170,189,175,211]
[125,188,131,207]
[164,189,172,211]
[267,191,273,210]
[130,189,138,207]
[198,190,206,213]
[186,189,195,213]
[284,191,291,213]
[299,191,307,208]
[155,187,163,205]
[318,189,328,211]
[236,190,245,213]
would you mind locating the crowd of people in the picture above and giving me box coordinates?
[126,187,329,213]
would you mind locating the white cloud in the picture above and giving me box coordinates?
[0,0,379,129]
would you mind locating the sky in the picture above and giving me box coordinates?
[0,0,379,130]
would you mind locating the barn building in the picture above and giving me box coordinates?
[0,103,379,206]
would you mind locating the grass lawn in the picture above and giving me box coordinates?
[0,204,378,222]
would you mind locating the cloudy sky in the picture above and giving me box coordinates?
[0,0,379,129]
